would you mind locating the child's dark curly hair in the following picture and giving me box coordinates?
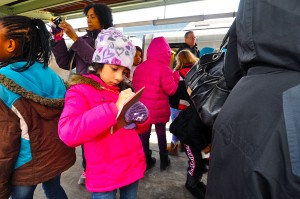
[84,3,113,29]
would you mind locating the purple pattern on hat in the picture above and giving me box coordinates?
[102,48,114,60]
[116,47,124,56]
[108,42,114,49]
[97,47,103,53]
[92,27,136,70]
[111,57,122,66]
[99,34,105,42]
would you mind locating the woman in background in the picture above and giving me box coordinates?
[51,3,113,74]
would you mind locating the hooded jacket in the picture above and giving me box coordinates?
[51,30,100,74]
[0,62,75,199]
[206,0,300,198]
[58,74,149,192]
[133,37,180,124]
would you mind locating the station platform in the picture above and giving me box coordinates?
[34,125,207,199]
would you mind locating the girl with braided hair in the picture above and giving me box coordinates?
[0,15,75,199]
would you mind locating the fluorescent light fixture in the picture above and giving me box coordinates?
[114,12,237,28]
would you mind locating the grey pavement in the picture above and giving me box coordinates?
[34,124,207,199]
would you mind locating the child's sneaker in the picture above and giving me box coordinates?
[78,171,86,185]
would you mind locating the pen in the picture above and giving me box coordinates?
[123,75,132,84]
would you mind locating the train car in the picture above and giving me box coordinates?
[142,27,229,67]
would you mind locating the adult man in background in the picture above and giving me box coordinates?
[174,31,200,64]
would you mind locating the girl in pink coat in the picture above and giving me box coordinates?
[58,27,150,199]
[133,37,180,171]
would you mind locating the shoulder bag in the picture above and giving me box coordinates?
[184,29,231,127]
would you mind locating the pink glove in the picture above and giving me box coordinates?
[51,27,64,41]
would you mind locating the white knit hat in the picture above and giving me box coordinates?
[92,27,136,70]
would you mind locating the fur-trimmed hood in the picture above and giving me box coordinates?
[0,62,66,110]
[68,74,106,91]
[0,74,64,108]
[67,74,133,94]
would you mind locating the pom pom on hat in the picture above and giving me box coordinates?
[92,27,136,70]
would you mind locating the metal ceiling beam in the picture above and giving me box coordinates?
[0,6,12,16]
[0,0,18,6]
[0,0,206,21]
[0,0,14,6]
[11,0,80,15]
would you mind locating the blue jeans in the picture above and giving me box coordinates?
[11,174,67,199]
[92,180,139,199]
[170,108,181,144]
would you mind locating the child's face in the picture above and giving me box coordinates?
[97,64,129,86]
[133,50,142,66]
[0,27,14,63]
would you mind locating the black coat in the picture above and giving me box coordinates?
[170,103,211,151]
[176,43,200,59]
[169,66,192,109]
[206,0,300,198]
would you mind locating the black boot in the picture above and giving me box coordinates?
[197,181,206,193]
[185,174,205,199]
[145,150,156,171]
[159,152,170,171]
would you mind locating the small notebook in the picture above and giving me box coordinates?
[111,86,145,133]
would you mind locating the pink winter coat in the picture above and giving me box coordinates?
[133,37,180,124]
[58,74,149,192]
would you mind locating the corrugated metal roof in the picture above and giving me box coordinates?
[0,0,196,20]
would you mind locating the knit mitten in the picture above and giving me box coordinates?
[124,123,136,130]
[125,101,148,123]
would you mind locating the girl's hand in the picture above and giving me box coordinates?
[203,145,211,154]
[125,102,148,123]
[116,88,135,111]
[58,21,78,41]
